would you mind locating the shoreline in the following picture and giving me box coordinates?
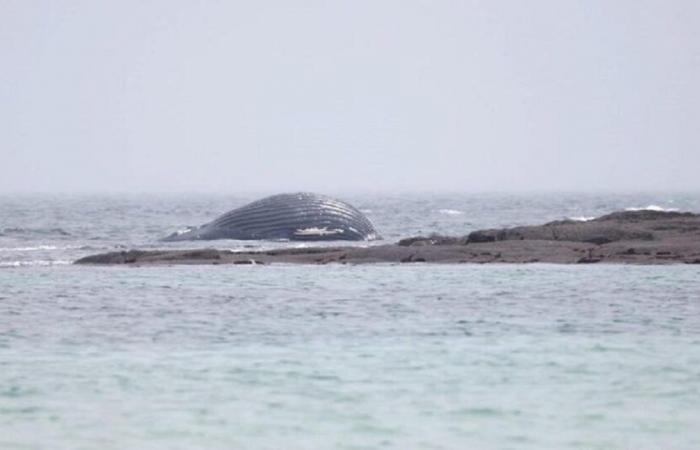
[75,210,700,266]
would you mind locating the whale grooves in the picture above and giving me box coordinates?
[162,192,380,242]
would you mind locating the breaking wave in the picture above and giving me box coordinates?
[438,209,463,216]
[0,260,71,268]
[0,245,91,252]
[1,227,71,237]
[624,205,679,212]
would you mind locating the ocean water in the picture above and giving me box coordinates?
[1,193,700,449]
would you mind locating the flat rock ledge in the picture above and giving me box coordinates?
[75,210,700,266]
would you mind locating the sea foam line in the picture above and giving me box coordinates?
[438,209,464,215]
[625,205,679,212]
[0,245,85,252]
[0,260,72,268]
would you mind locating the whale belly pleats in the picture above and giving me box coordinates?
[162,193,379,242]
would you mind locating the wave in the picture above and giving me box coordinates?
[0,245,59,252]
[567,216,596,222]
[1,227,71,236]
[0,245,88,252]
[0,260,71,268]
[624,205,679,212]
[438,209,463,216]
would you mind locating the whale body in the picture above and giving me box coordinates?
[162,192,380,242]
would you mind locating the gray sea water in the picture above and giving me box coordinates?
[2,193,700,449]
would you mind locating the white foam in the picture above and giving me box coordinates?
[0,245,58,252]
[0,245,84,252]
[625,205,679,212]
[0,260,71,268]
[438,209,463,216]
[568,216,596,222]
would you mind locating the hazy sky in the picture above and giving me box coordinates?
[1,0,698,193]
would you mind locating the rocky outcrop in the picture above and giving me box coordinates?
[397,235,466,246]
[465,210,699,246]
[75,210,700,266]
[465,219,655,245]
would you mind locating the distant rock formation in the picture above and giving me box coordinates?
[76,210,700,266]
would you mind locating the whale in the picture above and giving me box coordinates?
[161,192,380,242]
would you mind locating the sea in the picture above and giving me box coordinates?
[1,192,700,449]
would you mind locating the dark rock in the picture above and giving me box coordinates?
[577,257,602,264]
[398,237,429,246]
[468,223,653,244]
[466,231,496,243]
[170,249,221,260]
[583,237,613,245]
[595,210,696,222]
[75,210,700,266]
[75,250,146,264]
[398,235,465,246]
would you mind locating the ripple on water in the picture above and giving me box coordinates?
[1,194,700,448]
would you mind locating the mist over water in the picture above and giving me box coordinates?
[2,1,700,193]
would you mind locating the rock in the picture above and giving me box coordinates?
[594,210,694,222]
[75,210,700,266]
[398,235,465,246]
[467,223,654,244]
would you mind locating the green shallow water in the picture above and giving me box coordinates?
[2,264,700,449]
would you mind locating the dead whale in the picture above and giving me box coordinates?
[161,192,380,242]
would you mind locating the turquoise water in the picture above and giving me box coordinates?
[1,194,700,448]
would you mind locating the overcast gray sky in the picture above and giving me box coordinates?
[1,0,698,193]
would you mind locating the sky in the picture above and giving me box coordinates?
[1,0,698,193]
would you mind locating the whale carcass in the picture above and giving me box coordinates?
[162,192,380,242]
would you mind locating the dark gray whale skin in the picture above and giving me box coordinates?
[161,192,380,242]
